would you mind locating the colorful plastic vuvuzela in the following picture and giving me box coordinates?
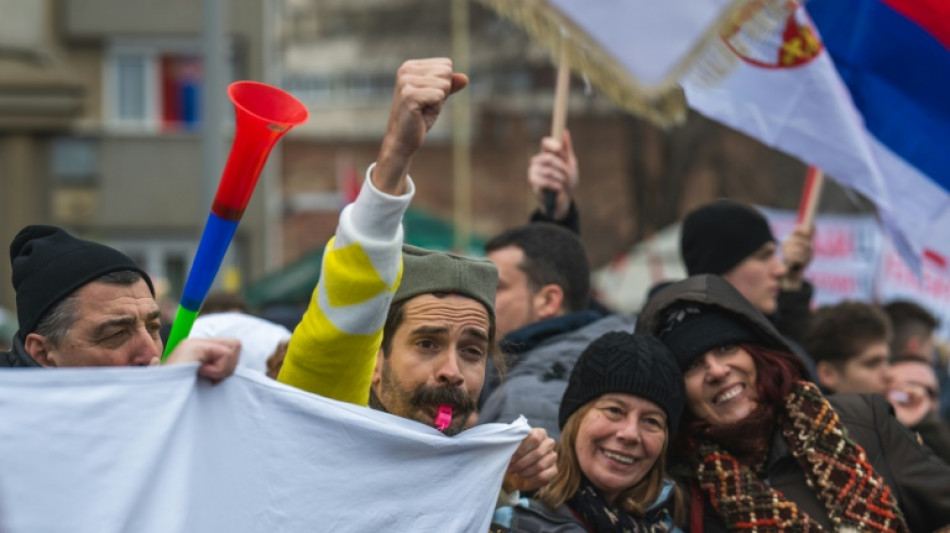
[162,82,308,361]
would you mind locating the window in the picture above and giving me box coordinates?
[108,50,156,128]
[51,138,97,184]
[114,54,150,123]
[285,71,393,103]
[105,41,233,133]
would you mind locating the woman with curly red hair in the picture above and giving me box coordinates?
[637,275,950,532]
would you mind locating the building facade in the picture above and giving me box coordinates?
[0,0,272,312]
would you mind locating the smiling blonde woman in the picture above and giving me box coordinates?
[493,332,686,532]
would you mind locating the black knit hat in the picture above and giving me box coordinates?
[10,225,154,340]
[680,200,775,275]
[559,332,685,433]
[655,305,761,372]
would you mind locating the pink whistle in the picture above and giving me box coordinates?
[435,405,453,432]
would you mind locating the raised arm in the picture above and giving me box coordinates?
[278,58,467,405]
[527,129,580,233]
[775,223,816,343]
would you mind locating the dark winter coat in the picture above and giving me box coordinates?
[479,311,634,439]
[495,480,683,533]
[0,334,40,368]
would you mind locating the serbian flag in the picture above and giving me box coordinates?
[683,0,950,271]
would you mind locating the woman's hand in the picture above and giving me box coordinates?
[502,427,558,493]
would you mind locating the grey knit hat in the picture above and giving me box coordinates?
[559,332,685,433]
[393,245,498,319]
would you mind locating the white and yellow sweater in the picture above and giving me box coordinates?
[277,166,413,406]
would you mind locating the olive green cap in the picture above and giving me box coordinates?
[394,245,497,319]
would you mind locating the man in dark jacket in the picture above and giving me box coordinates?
[479,223,633,438]
[1,225,238,379]
[678,199,815,346]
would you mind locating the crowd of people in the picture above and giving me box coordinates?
[3,57,950,531]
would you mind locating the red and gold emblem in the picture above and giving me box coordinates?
[722,0,823,69]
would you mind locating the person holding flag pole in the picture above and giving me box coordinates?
[527,43,581,231]
[526,137,819,354]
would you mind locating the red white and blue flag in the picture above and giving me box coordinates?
[683,0,950,272]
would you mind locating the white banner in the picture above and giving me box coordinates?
[0,365,529,533]
[763,208,950,340]
[763,208,881,307]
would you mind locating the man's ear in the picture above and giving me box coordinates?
[533,284,565,320]
[816,360,840,392]
[905,337,920,358]
[371,347,385,389]
[24,333,54,367]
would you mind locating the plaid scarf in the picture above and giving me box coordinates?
[691,381,909,532]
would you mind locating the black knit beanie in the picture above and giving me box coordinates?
[680,200,775,275]
[10,225,154,340]
[655,305,760,372]
[559,332,684,434]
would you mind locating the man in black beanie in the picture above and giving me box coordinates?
[1,225,239,382]
[679,199,815,345]
[522,133,814,345]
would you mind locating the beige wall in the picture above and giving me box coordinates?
[0,0,271,313]
[0,135,49,310]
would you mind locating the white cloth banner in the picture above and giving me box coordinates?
[761,207,882,306]
[0,365,529,532]
[763,207,950,340]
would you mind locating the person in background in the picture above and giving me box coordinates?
[479,223,633,438]
[805,300,950,463]
[494,332,685,532]
[884,300,950,422]
[805,300,891,395]
[637,275,950,532]
[201,291,249,315]
[887,355,950,465]
[190,311,291,376]
[266,339,290,380]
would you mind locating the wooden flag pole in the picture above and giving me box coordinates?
[797,166,825,228]
[787,165,825,276]
[545,39,571,217]
[551,39,570,141]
